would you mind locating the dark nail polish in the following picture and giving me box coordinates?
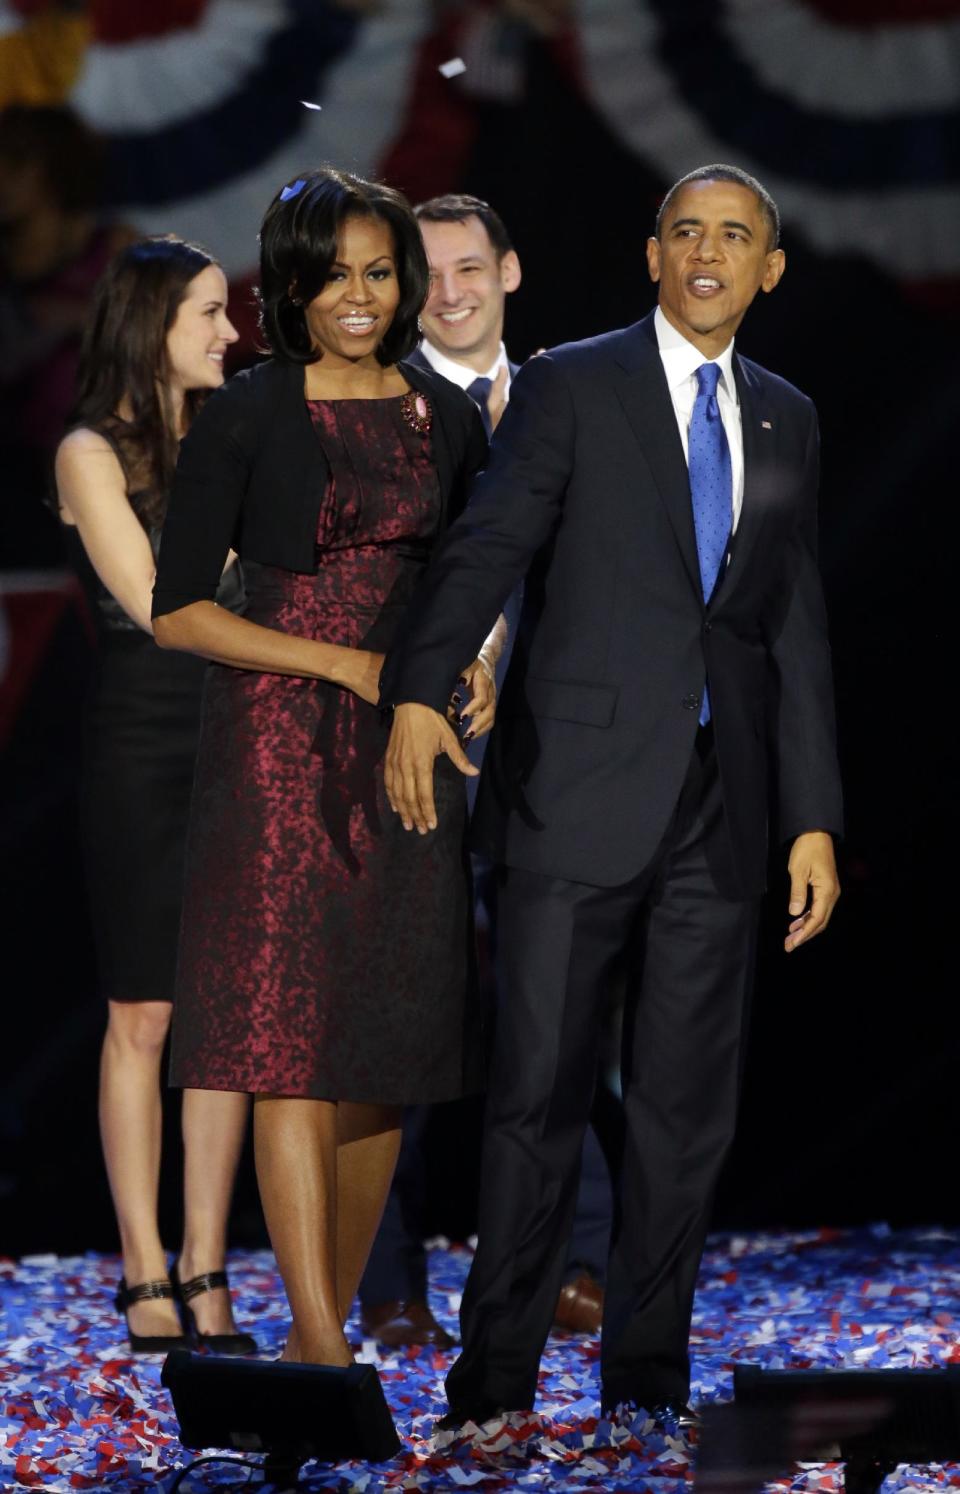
[458,676,467,685]
[463,731,474,743]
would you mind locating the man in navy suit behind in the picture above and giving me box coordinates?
[381,165,842,1428]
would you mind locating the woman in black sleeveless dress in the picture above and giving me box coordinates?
[153,170,498,1369]
[55,238,254,1354]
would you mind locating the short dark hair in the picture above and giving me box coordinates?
[258,167,428,366]
[414,194,513,259]
[655,165,780,251]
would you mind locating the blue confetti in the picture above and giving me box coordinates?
[2,1229,960,1489]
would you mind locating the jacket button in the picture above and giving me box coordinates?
[704,620,713,633]
[682,693,700,711]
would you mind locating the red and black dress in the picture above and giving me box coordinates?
[168,395,481,1105]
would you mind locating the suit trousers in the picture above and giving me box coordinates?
[445,728,760,1416]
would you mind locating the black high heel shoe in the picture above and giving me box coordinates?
[170,1261,257,1356]
[114,1277,189,1354]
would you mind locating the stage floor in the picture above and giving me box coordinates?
[2,1226,959,1492]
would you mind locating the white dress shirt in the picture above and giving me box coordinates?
[654,305,744,532]
[417,339,511,402]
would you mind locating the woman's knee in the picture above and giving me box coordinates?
[105,1000,172,1056]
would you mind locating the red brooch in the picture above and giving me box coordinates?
[401,389,432,434]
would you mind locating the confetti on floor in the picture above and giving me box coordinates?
[2,1226,960,1491]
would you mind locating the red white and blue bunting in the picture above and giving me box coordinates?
[2,0,958,288]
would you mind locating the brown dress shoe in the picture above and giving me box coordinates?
[553,1272,604,1335]
[360,1298,455,1349]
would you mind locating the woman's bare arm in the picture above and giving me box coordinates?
[152,600,383,705]
[56,430,157,633]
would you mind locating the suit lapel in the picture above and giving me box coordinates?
[404,344,432,375]
[722,354,777,603]
[612,316,702,600]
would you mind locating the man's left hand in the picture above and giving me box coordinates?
[785,831,840,952]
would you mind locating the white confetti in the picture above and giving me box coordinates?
[438,56,467,79]
[300,99,322,111]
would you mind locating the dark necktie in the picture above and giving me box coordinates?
[466,375,494,437]
[688,362,733,725]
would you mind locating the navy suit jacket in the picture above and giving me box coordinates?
[380,311,843,895]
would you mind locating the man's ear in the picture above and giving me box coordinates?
[761,248,786,295]
[500,250,522,295]
[646,236,661,283]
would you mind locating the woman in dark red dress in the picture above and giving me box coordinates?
[152,169,498,1368]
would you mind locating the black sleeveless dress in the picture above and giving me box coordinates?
[72,422,245,1004]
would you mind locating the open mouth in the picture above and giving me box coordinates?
[687,276,724,297]
[338,315,378,336]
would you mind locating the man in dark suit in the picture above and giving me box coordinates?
[359,193,616,1349]
[381,163,843,1427]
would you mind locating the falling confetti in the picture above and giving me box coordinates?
[3,1228,960,1489]
[438,58,467,79]
[300,99,323,110]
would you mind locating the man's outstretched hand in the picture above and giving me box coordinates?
[385,703,479,833]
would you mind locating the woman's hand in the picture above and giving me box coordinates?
[458,656,497,742]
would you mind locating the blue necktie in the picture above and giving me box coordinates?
[467,375,493,437]
[688,362,732,725]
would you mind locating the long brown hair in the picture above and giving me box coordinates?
[70,235,218,528]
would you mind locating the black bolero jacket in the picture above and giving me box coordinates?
[151,356,487,619]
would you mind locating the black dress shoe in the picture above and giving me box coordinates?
[435,1400,506,1433]
[170,1261,257,1356]
[648,1400,699,1431]
[603,1395,699,1432]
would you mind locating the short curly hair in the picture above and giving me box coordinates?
[656,164,780,251]
[258,166,429,366]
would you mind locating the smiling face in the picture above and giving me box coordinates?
[646,179,785,357]
[165,264,237,393]
[302,214,400,367]
[418,215,521,373]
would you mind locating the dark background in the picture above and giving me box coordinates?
[0,5,955,1257]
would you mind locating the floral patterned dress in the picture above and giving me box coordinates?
[168,396,480,1104]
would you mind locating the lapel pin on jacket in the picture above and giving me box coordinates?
[761,419,773,429]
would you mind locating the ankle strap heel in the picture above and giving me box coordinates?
[170,1260,257,1356]
[114,1276,188,1354]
